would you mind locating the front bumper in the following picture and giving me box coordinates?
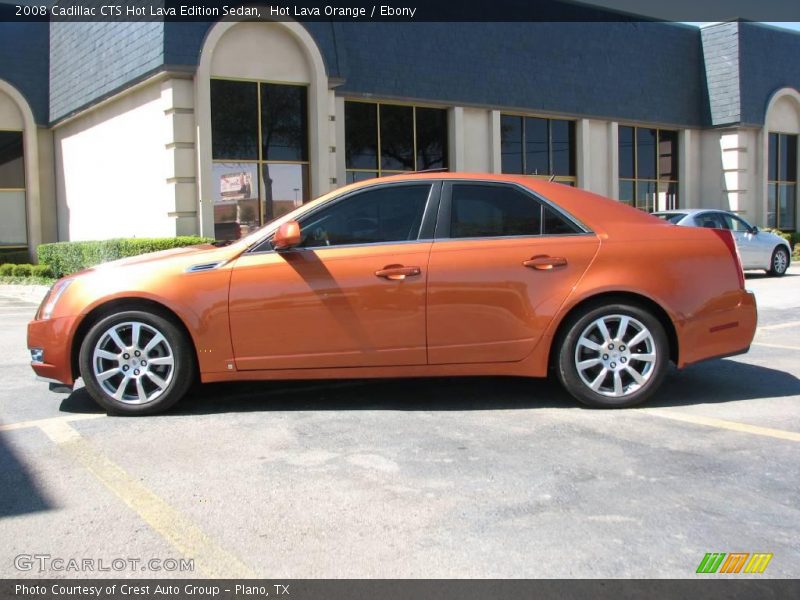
[27,315,80,387]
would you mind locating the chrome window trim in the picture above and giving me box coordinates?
[437,179,593,239]
[242,177,593,256]
[431,232,593,244]
[245,180,438,256]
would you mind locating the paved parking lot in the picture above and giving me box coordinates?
[1,268,799,578]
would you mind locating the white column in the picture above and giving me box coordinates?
[448,106,465,171]
[576,118,590,190]
[489,110,501,174]
[608,122,619,200]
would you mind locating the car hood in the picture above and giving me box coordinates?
[79,243,246,275]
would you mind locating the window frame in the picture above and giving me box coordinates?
[343,99,450,182]
[0,128,28,249]
[249,180,443,254]
[434,181,591,241]
[767,132,798,231]
[618,125,679,212]
[499,113,577,186]
[210,76,311,231]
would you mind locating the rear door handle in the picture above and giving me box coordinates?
[523,255,568,270]
[375,264,421,280]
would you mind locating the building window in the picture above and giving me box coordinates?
[618,126,678,212]
[0,130,27,249]
[344,101,448,184]
[210,79,309,240]
[768,133,797,231]
[500,115,576,185]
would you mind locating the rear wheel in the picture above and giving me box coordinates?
[79,310,195,415]
[767,246,789,277]
[556,303,669,408]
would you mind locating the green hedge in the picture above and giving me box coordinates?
[38,236,212,278]
[0,263,55,280]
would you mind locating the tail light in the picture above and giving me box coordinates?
[712,229,745,289]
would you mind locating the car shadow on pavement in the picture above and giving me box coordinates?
[58,358,800,416]
[0,433,54,518]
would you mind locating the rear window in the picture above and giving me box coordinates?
[653,212,686,224]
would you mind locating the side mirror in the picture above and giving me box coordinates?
[272,220,301,251]
[750,226,759,235]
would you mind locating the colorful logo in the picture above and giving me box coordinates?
[696,552,773,574]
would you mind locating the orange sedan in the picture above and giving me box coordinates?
[28,174,757,415]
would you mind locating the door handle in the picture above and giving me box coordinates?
[522,255,568,270]
[375,264,421,280]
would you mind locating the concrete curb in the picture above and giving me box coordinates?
[0,284,50,304]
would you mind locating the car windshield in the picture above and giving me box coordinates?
[653,212,686,224]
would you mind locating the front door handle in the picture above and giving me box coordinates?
[375,264,421,281]
[523,255,568,270]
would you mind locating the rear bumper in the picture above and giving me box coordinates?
[678,289,757,368]
[27,315,79,387]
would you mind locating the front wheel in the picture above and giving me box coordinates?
[767,246,790,277]
[556,304,669,408]
[79,310,195,415]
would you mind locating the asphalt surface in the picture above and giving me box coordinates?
[1,268,799,578]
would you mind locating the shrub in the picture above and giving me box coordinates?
[37,236,212,277]
[0,263,15,276]
[11,264,33,277]
[31,264,54,278]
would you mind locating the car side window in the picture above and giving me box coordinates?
[721,214,751,233]
[450,184,542,238]
[698,213,724,229]
[297,184,431,247]
[543,206,581,235]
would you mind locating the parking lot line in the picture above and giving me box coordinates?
[751,341,800,351]
[643,409,800,443]
[757,320,800,331]
[34,419,255,579]
[0,413,105,432]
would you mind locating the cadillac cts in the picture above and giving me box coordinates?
[28,174,757,415]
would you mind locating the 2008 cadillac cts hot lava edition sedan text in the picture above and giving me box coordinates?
[28,174,757,415]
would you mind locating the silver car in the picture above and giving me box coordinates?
[653,209,792,277]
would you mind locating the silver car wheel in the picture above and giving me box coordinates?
[574,314,656,398]
[773,248,788,274]
[92,321,175,405]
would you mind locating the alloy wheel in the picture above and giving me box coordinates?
[574,314,657,398]
[91,321,175,405]
[773,249,788,274]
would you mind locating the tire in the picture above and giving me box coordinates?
[767,246,790,277]
[555,303,669,408]
[79,310,195,415]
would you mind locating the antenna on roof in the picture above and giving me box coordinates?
[548,174,556,182]
[412,168,450,174]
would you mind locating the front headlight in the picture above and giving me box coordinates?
[39,279,73,320]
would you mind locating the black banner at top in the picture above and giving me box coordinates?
[3,0,800,22]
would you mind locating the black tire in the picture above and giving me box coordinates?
[79,310,196,415]
[767,246,790,277]
[555,303,670,408]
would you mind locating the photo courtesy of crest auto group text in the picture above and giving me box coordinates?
[1,0,799,598]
